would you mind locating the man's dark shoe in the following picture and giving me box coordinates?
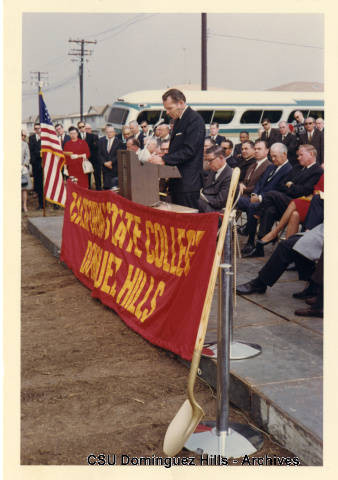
[238,224,248,236]
[236,280,267,295]
[305,296,318,306]
[293,283,317,299]
[242,244,264,258]
[294,307,323,318]
[241,242,255,255]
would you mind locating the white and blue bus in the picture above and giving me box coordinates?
[107,89,324,141]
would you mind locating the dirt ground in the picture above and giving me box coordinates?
[21,194,295,466]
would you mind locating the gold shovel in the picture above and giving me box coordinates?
[163,167,240,456]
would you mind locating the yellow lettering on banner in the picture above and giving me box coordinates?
[145,220,154,264]
[184,230,196,276]
[132,215,142,258]
[124,212,134,253]
[74,196,82,225]
[70,192,78,222]
[140,281,166,323]
[114,218,127,249]
[125,270,147,313]
[162,225,170,272]
[101,252,122,297]
[170,226,177,275]
[175,228,186,277]
[135,276,154,320]
[110,204,123,246]
[116,264,140,307]
[94,250,109,288]
[154,222,164,268]
[80,240,93,274]
[104,202,111,240]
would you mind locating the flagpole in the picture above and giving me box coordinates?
[39,87,47,217]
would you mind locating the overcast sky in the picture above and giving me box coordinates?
[22,13,324,119]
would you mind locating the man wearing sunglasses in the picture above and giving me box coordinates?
[260,118,280,149]
[298,117,324,164]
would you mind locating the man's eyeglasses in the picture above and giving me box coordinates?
[305,122,313,125]
[207,156,218,163]
[78,125,85,129]
[262,123,269,127]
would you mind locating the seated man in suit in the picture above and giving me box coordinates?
[299,117,324,164]
[236,140,256,181]
[220,139,237,168]
[233,131,250,160]
[198,145,233,213]
[239,143,293,256]
[236,223,323,318]
[238,139,271,198]
[209,122,226,145]
[277,121,298,166]
[98,124,122,190]
[260,118,280,148]
[248,144,323,257]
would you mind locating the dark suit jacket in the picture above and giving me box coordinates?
[261,128,280,148]
[98,136,122,178]
[198,164,233,212]
[243,158,271,195]
[61,134,71,149]
[278,163,323,198]
[299,129,324,164]
[28,134,41,166]
[233,143,243,159]
[163,106,205,193]
[237,156,256,182]
[277,132,298,165]
[253,161,293,198]
[210,134,226,145]
[82,132,99,164]
[225,155,237,168]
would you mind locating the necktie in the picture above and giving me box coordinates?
[309,132,312,142]
[266,167,277,182]
[107,138,112,152]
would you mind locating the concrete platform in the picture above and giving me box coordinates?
[26,215,323,465]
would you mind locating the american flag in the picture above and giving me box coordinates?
[39,90,66,206]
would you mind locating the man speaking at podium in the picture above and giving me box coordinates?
[148,88,205,209]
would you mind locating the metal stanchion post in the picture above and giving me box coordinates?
[203,215,262,360]
[185,227,263,457]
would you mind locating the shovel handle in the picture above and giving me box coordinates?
[187,167,240,402]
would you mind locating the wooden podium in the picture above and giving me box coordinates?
[117,150,181,207]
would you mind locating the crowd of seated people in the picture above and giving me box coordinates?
[26,109,324,318]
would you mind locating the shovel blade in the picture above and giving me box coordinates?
[163,399,204,456]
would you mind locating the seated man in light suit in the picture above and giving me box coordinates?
[198,145,233,213]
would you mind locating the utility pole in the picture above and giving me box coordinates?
[201,13,207,90]
[30,71,48,117]
[68,39,97,121]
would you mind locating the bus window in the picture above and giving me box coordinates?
[309,110,324,119]
[262,110,282,123]
[212,110,235,124]
[108,107,129,125]
[196,110,213,124]
[137,110,161,125]
[287,110,308,123]
[240,110,263,124]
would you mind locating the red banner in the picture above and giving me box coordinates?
[60,182,219,360]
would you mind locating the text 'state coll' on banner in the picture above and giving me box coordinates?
[60,182,219,360]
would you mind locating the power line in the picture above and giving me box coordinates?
[209,32,323,50]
